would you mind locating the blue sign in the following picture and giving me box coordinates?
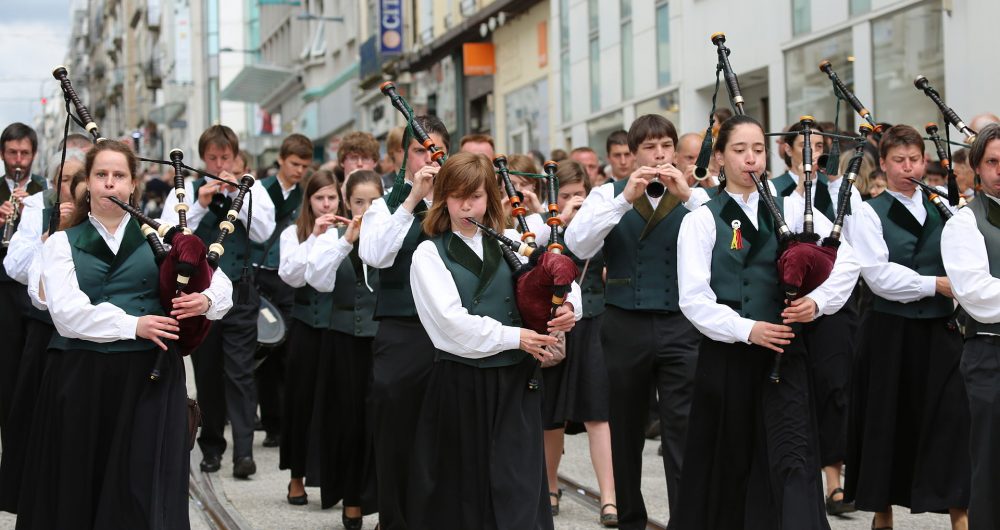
[379,0,403,55]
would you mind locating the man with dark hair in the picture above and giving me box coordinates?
[0,122,47,437]
[571,147,603,188]
[565,114,709,528]
[359,115,450,530]
[847,124,970,530]
[942,123,1000,530]
[252,133,313,447]
[606,130,634,182]
[161,124,277,479]
[459,133,495,160]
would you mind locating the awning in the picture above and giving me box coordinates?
[147,101,186,124]
[220,64,300,104]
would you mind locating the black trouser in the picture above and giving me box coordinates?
[254,268,293,437]
[802,302,857,467]
[600,307,700,530]
[960,336,1000,530]
[193,280,260,460]
[0,280,30,435]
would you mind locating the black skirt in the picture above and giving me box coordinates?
[671,337,830,530]
[317,330,376,511]
[406,356,553,530]
[541,315,610,430]
[845,311,971,513]
[16,347,190,530]
[278,320,326,478]
[0,319,53,513]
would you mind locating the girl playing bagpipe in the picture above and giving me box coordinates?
[406,152,581,529]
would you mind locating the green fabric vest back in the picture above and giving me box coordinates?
[771,171,835,219]
[0,175,46,283]
[251,176,302,269]
[566,247,605,318]
[330,228,380,337]
[965,196,1000,337]
[49,219,163,352]
[603,179,688,312]
[431,232,525,369]
[705,192,787,324]
[192,177,252,282]
[866,192,953,319]
[374,200,428,319]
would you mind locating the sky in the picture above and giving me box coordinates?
[0,0,74,130]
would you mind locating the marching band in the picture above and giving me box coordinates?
[0,32,998,530]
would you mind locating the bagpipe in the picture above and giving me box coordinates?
[380,81,448,211]
[913,75,977,205]
[708,35,863,383]
[52,66,255,380]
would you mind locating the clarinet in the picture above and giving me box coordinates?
[206,173,256,269]
[542,161,564,254]
[2,167,24,248]
[494,155,537,248]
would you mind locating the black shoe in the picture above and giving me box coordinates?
[200,454,222,473]
[233,456,257,479]
[286,483,308,506]
[254,416,264,431]
[262,433,280,447]
[645,419,661,439]
[343,511,363,530]
[549,489,562,516]
[826,487,856,516]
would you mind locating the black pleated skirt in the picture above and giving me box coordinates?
[671,337,830,530]
[16,347,190,530]
[406,356,553,530]
[278,320,326,478]
[0,319,53,513]
[845,311,971,513]
[541,315,610,430]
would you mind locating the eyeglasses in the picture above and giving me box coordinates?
[343,154,375,164]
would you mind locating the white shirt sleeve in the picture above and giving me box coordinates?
[40,232,140,342]
[202,265,234,320]
[852,202,938,302]
[563,183,631,259]
[410,239,523,358]
[27,254,45,310]
[942,208,1000,324]
[160,181,209,231]
[244,179,276,243]
[305,229,354,292]
[677,207,756,343]
[3,199,44,284]
[278,226,313,289]
[359,197,417,268]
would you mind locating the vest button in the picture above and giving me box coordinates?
[744,297,750,302]
[743,280,749,286]
[356,316,362,322]
[139,307,145,312]
[473,298,480,305]
[504,297,511,302]
[356,281,362,287]
[638,273,643,278]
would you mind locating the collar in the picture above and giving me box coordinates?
[887,188,919,203]
[87,211,131,241]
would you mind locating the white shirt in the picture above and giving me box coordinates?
[852,190,954,302]
[305,226,372,293]
[677,191,860,344]
[3,191,46,284]
[563,182,710,260]
[277,225,314,289]
[941,196,1000,326]
[160,178,276,244]
[358,195,428,268]
[39,214,233,343]
[411,228,583,359]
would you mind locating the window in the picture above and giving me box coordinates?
[560,0,571,122]
[621,0,633,100]
[872,3,945,127]
[589,0,600,112]
[635,91,680,127]
[792,0,811,36]
[655,2,670,87]
[785,30,852,125]
[849,0,871,16]
[587,111,624,153]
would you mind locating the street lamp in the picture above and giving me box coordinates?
[295,13,344,22]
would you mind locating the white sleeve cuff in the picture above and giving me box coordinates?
[121,314,140,340]
[502,326,522,351]
[920,276,939,298]
[736,318,756,344]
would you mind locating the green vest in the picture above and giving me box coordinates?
[772,171,835,219]
[330,229,380,337]
[291,285,334,329]
[603,179,688,313]
[192,177,252,282]
[251,176,302,269]
[374,200,428,319]
[866,192,953,319]
[431,232,526,369]
[49,219,163,352]
[705,191,787,324]
[566,247,605,319]
[965,195,1000,337]
[0,174,47,283]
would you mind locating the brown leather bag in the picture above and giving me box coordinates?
[186,398,201,451]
